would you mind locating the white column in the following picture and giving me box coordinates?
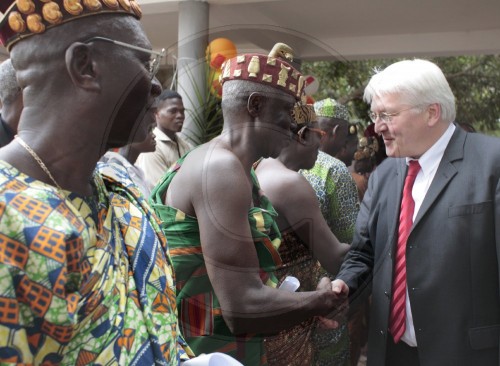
[177,0,209,146]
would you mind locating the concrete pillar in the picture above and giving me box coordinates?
[177,0,209,146]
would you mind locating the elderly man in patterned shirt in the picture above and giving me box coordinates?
[0,1,193,364]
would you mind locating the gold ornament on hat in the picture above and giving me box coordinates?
[117,0,130,11]
[17,0,35,14]
[1,0,143,50]
[8,11,26,33]
[63,0,84,15]
[102,0,119,10]
[83,0,102,11]
[268,42,293,62]
[277,63,290,87]
[218,42,305,100]
[26,13,45,33]
[129,0,141,17]
[248,55,260,78]
[43,2,63,24]
[297,76,305,95]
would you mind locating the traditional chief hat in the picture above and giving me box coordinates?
[0,0,142,50]
[219,42,307,101]
[313,97,350,122]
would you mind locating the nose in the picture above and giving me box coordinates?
[374,119,386,134]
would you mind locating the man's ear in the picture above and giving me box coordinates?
[331,124,340,136]
[65,43,101,92]
[247,92,263,118]
[427,103,441,127]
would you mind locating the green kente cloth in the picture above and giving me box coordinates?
[150,154,282,366]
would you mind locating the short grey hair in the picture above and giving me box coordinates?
[364,59,456,122]
[221,79,294,110]
[0,59,21,105]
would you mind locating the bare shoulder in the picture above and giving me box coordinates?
[175,142,252,210]
[283,171,318,207]
[257,160,315,209]
[256,159,292,190]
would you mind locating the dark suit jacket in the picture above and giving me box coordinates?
[337,127,500,365]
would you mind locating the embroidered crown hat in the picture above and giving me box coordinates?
[219,42,307,101]
[0,0,142,50]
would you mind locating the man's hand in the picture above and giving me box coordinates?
[331,279,349,296]
[315,278,350,329]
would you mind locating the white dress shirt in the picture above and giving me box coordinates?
[401,123,456,346]
[135,127,192,189]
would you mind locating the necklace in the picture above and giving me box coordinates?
[15,135,64,192]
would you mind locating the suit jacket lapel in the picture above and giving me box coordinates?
[413,127,466,228]
[386,159,407,254]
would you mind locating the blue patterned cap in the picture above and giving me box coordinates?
[313,98,350,121]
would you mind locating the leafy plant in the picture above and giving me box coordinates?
[171,60,224,147]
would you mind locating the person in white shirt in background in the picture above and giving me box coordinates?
[136,89,192,188]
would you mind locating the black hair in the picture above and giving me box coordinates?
[157,89,182,102]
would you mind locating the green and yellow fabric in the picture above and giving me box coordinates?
[150,155,282,366]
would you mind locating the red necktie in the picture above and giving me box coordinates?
[390,160,421,343]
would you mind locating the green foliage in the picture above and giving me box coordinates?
[302,55,500,134]
[173,63,224,147]
[188,67,224,145]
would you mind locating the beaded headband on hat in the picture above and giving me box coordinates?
[0,0,142,50]
[313,97,350,121]
[219,42,306,101]
[291,103,317,125]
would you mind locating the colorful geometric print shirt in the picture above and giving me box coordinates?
[150,156,282,366]
[0,160,192,365]
[300,151,359,243]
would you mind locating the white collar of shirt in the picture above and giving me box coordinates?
[153,127,177,143]
[405,122,456,177]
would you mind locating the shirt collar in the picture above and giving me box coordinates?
[153,127,175,142]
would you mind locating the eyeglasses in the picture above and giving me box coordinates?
[83,36,166,80]
[297,125,326,144]
[368,106,416,123]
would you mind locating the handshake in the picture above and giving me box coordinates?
[317,278,349,329]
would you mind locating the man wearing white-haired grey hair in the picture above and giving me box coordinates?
[0,58,22,147]
[332,59,500,365]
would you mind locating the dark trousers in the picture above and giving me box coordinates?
[386,337,420,366]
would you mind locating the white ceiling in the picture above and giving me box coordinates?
[2,0,499,63]
[139,0,500,66]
